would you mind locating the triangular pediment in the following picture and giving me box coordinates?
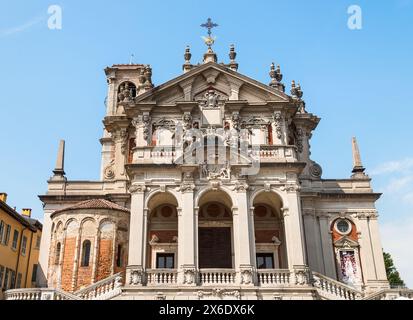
[135,62,290,105]
[334,236,359,248]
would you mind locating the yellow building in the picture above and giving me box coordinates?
[0,193,42,300]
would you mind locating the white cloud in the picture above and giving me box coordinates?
[0,15,45,38]
[383,175,413,194]
[402,192,413,205]
[370,158,413,176]
[381,218,413,288]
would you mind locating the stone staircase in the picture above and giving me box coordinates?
[4,272,124,301]
[4,270,386,301]
[311,272,362,300]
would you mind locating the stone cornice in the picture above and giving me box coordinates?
[300,192,382,201]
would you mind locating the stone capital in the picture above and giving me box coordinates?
[129,184,146,194]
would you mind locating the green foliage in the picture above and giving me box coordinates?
[383,252,405,287]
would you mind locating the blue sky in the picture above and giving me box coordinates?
[0,0,412,286]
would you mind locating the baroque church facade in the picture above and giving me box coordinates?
[6,29,400,300]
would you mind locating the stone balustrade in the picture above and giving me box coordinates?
[198,269,236,285]
[5,288,80,300]
[249,145,297,162]
[257,269,291,286]
[312,272,361,300]
[75,272,123,300]
[146,269,178,285]
[132,145,297,164]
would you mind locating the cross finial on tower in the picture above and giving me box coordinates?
[351,137,368,179]
[201,18,218,49]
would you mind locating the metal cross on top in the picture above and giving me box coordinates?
[201,18,218,37]
[201,18,218,49]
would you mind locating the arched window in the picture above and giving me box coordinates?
[55,242,61,265]
[116,244,123,268]
[81,240,91,267]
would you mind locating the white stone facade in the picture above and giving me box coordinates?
[30,45,393,300]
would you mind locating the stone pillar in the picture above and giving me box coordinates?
[357,212,389,290]
[303,210,323,273]
[357,214,376,283]
[71,228,82,291]
[113,128,128,179]
[318,214,337,279]
[126,184,146,286]
[91,228,100,283]
[57,232,66,289]
[233,189,254,286]
[178,186,197,285]
[368,214,389,286]
[37,208,54,287]
[106,76,116,116]
[282,188,307,269]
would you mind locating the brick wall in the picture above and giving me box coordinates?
[76,264,93,290]
[61,237,76,291]
[96,239,113,281]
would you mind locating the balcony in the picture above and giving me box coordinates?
[257,269,291,286]
[146,269,178,285]
[199,269,236,285]
[131,145,298,165]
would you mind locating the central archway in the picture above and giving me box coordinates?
[197,189,234,269]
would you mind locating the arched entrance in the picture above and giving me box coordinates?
[146,192,179,270]
[253,191,287,269]
[197,190,234,269]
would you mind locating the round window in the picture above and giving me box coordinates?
[336,219,351,235]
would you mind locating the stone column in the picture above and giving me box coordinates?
[126,184,146,286]
[113,128,128,179]
[106,76,116,116]
[357,214,376,283]
[282,187,307,269]
[318,214,337,279]
[178,185,197,285]
[57,232,66,289]
[71,227,82,291]
[233,188,254,286]
[303,210,323,273]
[357,212,389,290]
[38,208,54,287]
[91,228,100,283]
[111,225,118,275]
[367,213,390,289]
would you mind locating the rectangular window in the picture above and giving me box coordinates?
[16,273,22,288]
[0,265,4,289]
[31,264,38,282]
[5,225,11,245]
[3,269,10,289]
[116,244,123,268]
[12,229,19,250]
[21,236,27,256]
[35,235,41,249]
[10,270,16,289]
[256,253,275,269]
[156,253,174,269]
[0,221,4,244]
